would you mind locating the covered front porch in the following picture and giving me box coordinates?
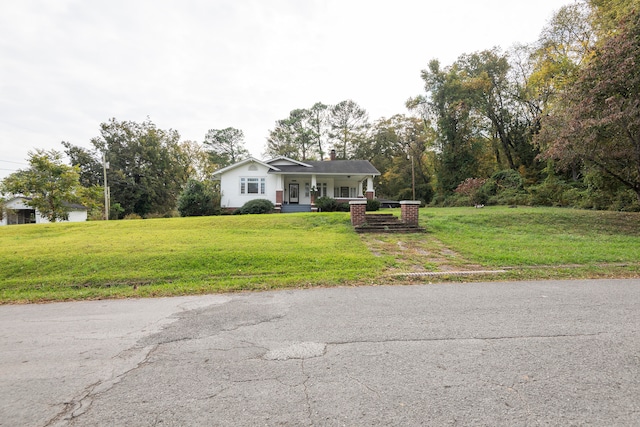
[273,173,376,213]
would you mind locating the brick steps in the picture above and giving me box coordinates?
[355,213,425,234]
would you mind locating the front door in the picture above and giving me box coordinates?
[289,184,299,204]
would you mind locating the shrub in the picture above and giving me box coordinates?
[178,179,219,217]
[235,199,274,215]
[123,213,143,220]
[315,196,340,212]
[454,178,488,205]
[366,199,381,211]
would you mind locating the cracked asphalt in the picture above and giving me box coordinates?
[1,279,639,426]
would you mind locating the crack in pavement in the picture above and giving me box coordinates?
[326,332,606,346]
[44,344,160,427]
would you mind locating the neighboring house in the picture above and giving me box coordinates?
[1,196,88,226]
[212,150,381,212]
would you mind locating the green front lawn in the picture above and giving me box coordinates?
[1,207,639,303]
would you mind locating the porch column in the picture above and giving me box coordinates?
[365,176,375,200]
[311,174,318,212]
[275,174,284,213]
[358,181,363,198]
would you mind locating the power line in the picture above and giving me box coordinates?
[0,159,27,165]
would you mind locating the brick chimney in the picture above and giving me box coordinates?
[330,149,336,161]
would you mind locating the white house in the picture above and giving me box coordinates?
[1,196,88,226]
[212,151,380,212]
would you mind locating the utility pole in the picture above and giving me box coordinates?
[102,152,110,220]
[407,154,416,200]
[411,154,416,201]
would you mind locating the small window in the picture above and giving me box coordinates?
[305,183,310,198]
[248,164,258,171]
[340,187,349,198]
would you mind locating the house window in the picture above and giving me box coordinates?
[240,177,266,195]
[319,183,327,197]
[304,183,310,198]
[340,187,349,198]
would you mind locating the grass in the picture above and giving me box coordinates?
[0,213,385,303]
[1,206,639,303]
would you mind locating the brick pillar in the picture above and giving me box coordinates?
[349,200,367,227]
[400,200,420,226]
[365,191,374,200]
[275,190,284,213]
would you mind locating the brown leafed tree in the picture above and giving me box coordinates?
[537,10,640,202]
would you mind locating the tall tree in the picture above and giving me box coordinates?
[86,118,190,217]
[537,10,640,202]
[410,60,483,194]
[265,109,316,160]
[328,100,369,159]
[360,115,434,202]
[203,127,250,167]
[179,140,218,181]
[0,149,84,221]
[309,102,329,160]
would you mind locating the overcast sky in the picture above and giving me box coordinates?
[0,0,573,180]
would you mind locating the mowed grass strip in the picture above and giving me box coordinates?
[0,213,384,303]
[423,206,640,267]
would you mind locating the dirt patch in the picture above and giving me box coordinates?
[359,234,482,275]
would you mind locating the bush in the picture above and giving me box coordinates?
[178,179,219,217]
[234,199,274,215]
[454,178,488,206]
[366,199,380,211]
[316,196,340,212]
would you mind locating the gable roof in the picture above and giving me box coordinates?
[211,157,280,177]
[265,156,312,167]
[270,160,380,175]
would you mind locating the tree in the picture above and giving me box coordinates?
[589,0,640,35]
[67,118,191,218]
[537,10,640,202]
[358,115,434,202]
[179,140,219,181]
[0,149,84,221]
[265,109,316,160]
[410,60,484,194]
[203,127,250,167]
[328,100,369,159]
[177,179,219,217]
[309,102,329,160]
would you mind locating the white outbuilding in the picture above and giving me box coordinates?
[1,196,87,226]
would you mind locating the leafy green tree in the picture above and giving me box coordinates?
[203,127,250,167]
[265,109,316,160]
[589,0,640,35]
[0,149,84,221]
[180,140,219,181]
[410,60,484,195]
[61,141,102,187]
[358,115,434,202]
[177,179,219,217]
[328,100,369,159]
[537,9,640,202]
[86,118,190,217]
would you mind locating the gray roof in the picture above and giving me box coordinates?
[270,160,380,175]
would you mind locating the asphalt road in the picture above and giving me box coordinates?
[1,279,639,426]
